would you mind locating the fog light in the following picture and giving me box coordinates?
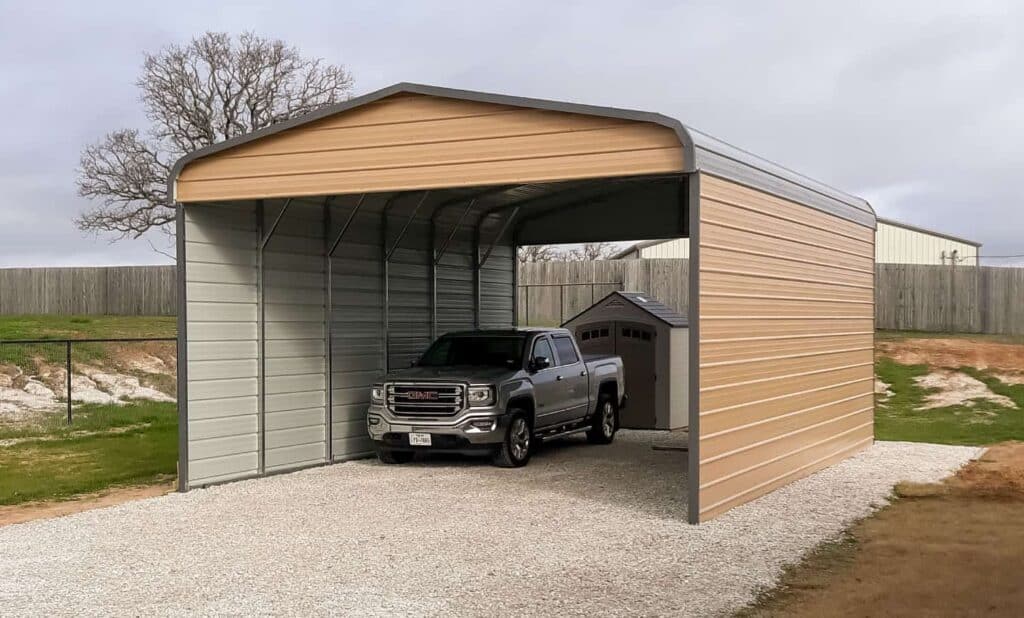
[469,419,496,431]
[368,416,381,426]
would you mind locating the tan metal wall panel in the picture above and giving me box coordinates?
[176,93,684,202]
[697,174,874,521]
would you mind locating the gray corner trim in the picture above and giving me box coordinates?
[686,172,701,525]
[876,217,981,247]
[175,202,189,492]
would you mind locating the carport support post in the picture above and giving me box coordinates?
[686,173,701,525]
[257,198,293,475]
[472,225,481,329]
[323,197,333,462]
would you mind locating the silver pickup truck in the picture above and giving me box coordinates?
[366,327,626,467]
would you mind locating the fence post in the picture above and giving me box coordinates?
[65,340,72,424]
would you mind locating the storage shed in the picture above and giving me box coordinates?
[564,291,688,431]
[171,82,877,523]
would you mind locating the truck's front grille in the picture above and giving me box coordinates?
[386,383,465,416]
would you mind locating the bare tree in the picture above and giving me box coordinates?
[567,242,619,261]
[518,245,564,263]
[76,32,355,241]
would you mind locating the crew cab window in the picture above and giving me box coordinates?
[552,336,579,365]
[532,337,554,366]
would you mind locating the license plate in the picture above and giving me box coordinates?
[408,432,432,446]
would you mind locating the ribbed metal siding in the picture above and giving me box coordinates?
[386,212,432,369]
[479,243,516,328]
[262,199,328,471]
[184,203,260,486]
[329,203,384,460]
[435,226,476,335]
[876,221,978,265]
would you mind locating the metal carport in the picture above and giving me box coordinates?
[171,83,876,523]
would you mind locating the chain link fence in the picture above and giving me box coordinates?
[0,338,177,428]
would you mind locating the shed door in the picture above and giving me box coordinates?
[575,322,614,356]
[616,322,657,429]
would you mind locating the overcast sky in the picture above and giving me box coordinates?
[1,0,1021,266]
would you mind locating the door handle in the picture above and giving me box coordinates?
[580,371,587,377]
[556,375,563,381]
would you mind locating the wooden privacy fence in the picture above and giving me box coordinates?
[518,259,689,325]
[2,262,1023,334]
[519,260,1024,335]
[0,266,176,316]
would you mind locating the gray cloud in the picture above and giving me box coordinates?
[1,0,1021,266]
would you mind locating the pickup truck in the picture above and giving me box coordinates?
[366,327,626,467]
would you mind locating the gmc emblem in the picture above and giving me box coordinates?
[406,391,439,401]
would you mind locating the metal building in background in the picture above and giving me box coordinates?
[614,216,979,265]
[170,82,876,523]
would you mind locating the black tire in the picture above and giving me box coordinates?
[587,394,618,444]
[376,447,415,464]
[492,410,533,468]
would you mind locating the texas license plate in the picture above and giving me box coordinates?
[408,432,432,446]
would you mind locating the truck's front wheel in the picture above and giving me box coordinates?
[492,411,532,468]
[587,395,618,444]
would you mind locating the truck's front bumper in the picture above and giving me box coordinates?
[366,404,509,452]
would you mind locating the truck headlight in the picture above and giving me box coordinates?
[467,386,495,407]
[371,386,385,404]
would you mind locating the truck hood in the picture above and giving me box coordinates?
[384,365,518,384]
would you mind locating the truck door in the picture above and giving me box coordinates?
[528,335,562,429]
[551,334,589,424]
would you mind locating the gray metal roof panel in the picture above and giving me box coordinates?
[170,82,875,228]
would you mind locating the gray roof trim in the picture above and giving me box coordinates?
[876,217,981,247]
[169,82,874,228]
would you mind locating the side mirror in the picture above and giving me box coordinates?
[531,356,551,371]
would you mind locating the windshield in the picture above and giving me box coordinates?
[417,335,526,368]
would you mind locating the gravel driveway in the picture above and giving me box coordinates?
[0,434,979,616]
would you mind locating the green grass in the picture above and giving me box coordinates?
[875,357,1024,445]
[0,315,176,341]
[0,402,177,505]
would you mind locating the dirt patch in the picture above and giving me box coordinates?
[877,336,1024,372]
[0,481,174,527]
[874,377,893,401]
[742,443,1024,617]
[914,369,1016,409]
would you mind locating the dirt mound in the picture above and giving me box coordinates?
[953,442,1024,498]
[744,442,1024,617]
[914,370,1016,409]
[877,337,1024,372]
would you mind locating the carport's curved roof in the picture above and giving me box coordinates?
[170,82,875,227]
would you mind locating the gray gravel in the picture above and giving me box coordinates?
[0,435,979,616]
